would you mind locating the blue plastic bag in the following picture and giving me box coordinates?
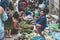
[32,36,46,40]
[52,32,60,40]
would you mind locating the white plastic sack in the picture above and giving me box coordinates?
[39,4,46,9]
[24,15,33,20]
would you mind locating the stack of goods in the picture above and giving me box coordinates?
[43,27,60,40]
[52,32,60,40]
[19,21,32,34]
[28,32,45,40]
[19,21,30,29]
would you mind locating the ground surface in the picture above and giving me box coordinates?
[5,35,18,40]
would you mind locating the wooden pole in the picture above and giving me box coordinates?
[59,0,60,29]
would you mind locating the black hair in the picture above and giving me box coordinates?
[13,11,19,19]
[41,10,46,16]
[44,8,49,14]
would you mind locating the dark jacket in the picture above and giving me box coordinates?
[36,15,47,31]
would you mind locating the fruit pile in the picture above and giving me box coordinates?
[19,20,33,34]
[19,21,31,29]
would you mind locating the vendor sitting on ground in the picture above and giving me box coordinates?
[35,10,48,36]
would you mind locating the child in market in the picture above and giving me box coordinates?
[12,11,23,34]
[4,7,13,38]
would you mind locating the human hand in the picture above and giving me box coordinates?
[19,28,23,31]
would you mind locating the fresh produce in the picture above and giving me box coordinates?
[28,33,42,40]
[23,29,32,34]
[19,21,31,29]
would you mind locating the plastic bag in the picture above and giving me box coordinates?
[32,36,45,40]
[39,4,46,10]
[52,32,60,40]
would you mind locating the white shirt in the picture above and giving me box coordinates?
[24,15,33,20]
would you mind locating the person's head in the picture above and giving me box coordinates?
[6,7,10,11]
[13,11,19,19]
[0,6,4,17]
[12,0,16,3]
[26,10,31,15]
[40,10,46,16]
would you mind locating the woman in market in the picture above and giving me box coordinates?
[12,11,22,34]
[35,10,47,36]
[0,6,8,40]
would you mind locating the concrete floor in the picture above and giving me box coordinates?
[4,35,18,40]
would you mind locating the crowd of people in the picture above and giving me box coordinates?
[0,0,49,40]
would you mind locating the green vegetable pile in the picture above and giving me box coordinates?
[19,21,32,34]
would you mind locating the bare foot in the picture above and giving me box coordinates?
[5,35,9,38]
[9,35,12,38]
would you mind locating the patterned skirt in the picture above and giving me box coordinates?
[4,19,13,30]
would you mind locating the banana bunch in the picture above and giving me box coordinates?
[19,21,30,29]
